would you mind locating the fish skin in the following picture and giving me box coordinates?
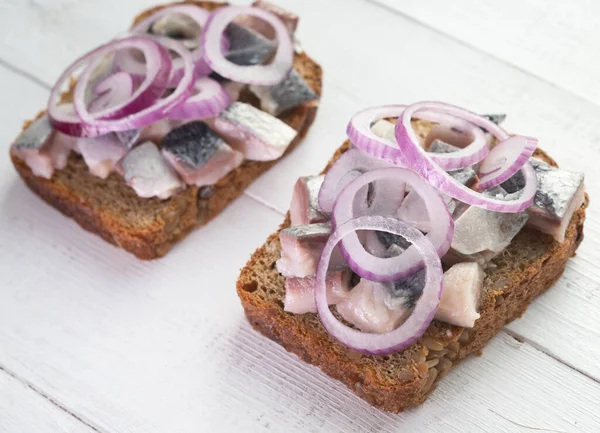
[12,114,53,151]
[480,113,507,135]
[162,121,223,168]
[249,69,318,116]
[500,157,585,242]
[120,141,183,200]
[225,22,276,66]
[429,140,479,187]
[387,268,426,310]
[115,129,141,149]
[211,102,297,161]
[150,12,201,50]
[11,115,75,179]
[290,175,327,226]
[276,222,345,278]
[162,121,243,187]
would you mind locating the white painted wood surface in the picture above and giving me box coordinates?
[0,368,95,433]
[0,0,599,431]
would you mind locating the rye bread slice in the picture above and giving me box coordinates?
[10,1,322,260]
[236,126,588,413]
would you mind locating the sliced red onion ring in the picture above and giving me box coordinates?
[70,37,195,137]
[88,71,134,114]
[392,102,536,212]
[332,167,453,282]
[202,6,294,85]
[314,216,443,355]
[116,4,216,85]
[348,105,489,171]
[168,76,231,120]
[478,135,538,190]
[48,36,172,136]
[318,147,394,214]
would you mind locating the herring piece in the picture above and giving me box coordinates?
[161,121,244,187]
[502,158,585,242]
[434,263,484,328]
[138,118,184,145]
[211,102,297,161]
[397,190,432,233]
[371,119,396,144]
[284,270,350,314]
[252,1,299,35]
[221,80,247,101]
[481,113,507,126]
[451,202,529,255]
[115,129,141,149]
[290,175,327,226]
[150,12,201,50]
[11,115,74,179]
[76,134,128,179]
[225,22,276,66]
[249,69,318,116]
[429,140,478,188]
[336,278,411,334]
[424,125,472,150]
[120,141,183,200]
[276,222,344,278]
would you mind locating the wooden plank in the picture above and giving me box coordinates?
[0,368,95,433]
[369,0,600,106]
[0,1,599,431]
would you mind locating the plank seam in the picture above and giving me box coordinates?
[0,362,106,433]
[0,57,51,91]
[504,328,600,385]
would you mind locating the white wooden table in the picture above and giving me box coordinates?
[1,0,599,431]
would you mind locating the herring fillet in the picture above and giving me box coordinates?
[161,121,243,187]
[211,102,297,161]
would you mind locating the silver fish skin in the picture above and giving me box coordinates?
[12,114,53,151]
[120,141,183,200]
[481,114,507,126]
[249,69,318,116]
[281,222,332,240]
[290,175,327,226]
[501,157,585,242]
[385,268,426,310]
[225,23,276,66]
[212,102,297,161]
[429,139,479,187]
[162,121,243,187]
[115,129,141,149]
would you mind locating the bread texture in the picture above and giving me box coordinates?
[10,1,322,260]
[236,133,588,413]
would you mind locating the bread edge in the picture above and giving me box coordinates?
[236,142,588,413]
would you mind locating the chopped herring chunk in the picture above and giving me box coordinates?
[161,121,243,187]
[371,119,396,144]
[284,270,350,314]
[250,69,318,116]
[290,175,327,226]
[451,193,529,256]
[119,141,182,200]
[502,158,585,242]
[11,114,72,179]
[76,134,128,179]
[225,22,276,66]
[276,222,340,278]
[336,278,411,334]
[211,102,297,161]
[434,263,484,328]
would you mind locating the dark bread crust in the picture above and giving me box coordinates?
[236,140,588,413]
[10,1,322,260]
